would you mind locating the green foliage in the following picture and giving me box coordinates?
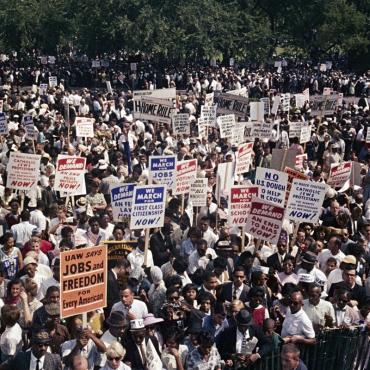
[0,0,368,69]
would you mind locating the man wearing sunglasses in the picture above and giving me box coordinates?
[281,291,316,345]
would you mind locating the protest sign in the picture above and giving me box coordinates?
[60,245,107,319]
[54,155,86,194]
[303,88,310,102]
[327,162,352,189]
[295,94,306,108]
[311,95,339,116]
[49,76,57,87]
[48,56,56,64]
[0,100,3,113]
[271,149,296,171]
[6,152,41,191]
[149,155,176,189]
[133,87,176,100]
[366,129,370,144]
[75,117,94,138]
[146,338,163,370]
[130,184,167,229]
[23,115,37,140]
[281,93,291,112]
[236,143,253,175]
[271,95,280,115]
[251,121,272,140]
[245,197,285,244]
[300,123,311,144]
[286,179,326,223]
[232,121,246,145]
[39,83,48,95]
[130,62,137,71]
[133,97,174,125]
[204,92,214,106]
[250,102,265,121]
[214,92,249,118]
[255,167,288,206]
[197,116,209,139]
[102,240,137,266]
[190,178,208,207]
[284,167,309,204]
[260,97,270,115]
[218,114,236,139]
[289,121,302,139]
[110,183,135,221]
[91,60,100,68]
[0,113,8,135]
[172,113,190,135]
[175,159,197,195]
[274,61,282,68]
[201,105,217,126]
[244,121,254,142]
[106,81,113,94]
[216,162,234,201]
[295,154,307,170]
[229,186,259,226]
[226,87,248,97]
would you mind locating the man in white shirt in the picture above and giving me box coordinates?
[318,235,345,269]
[29,200,47,232]
[281,291,316,345]
[127,242,154,271]
[11,210,37,249]
[111,285,148,319]
[199,217,218,248]
[187,239,217,275]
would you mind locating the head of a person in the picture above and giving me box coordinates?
[23,256,38,278]
[7,278,22,299]
[301,251,317,272]
[2,232,15,251]
[233,266,246,288]
[9,199,19,214]
[200,217,210,233]
[281,343,301,370]
[24,277,38,300]
[335,289,351,310]
[112,224,125,240]
[330,200,341,217]
[57,205,67,220]
[263,318,276,336]
[1,304,20,327]
[105,341,126,370]
[182,283,198,303]
[249,286,265,309]
[196,239,208,257]
[119,285,134,308]
[29,233,42,253]
[288,291,303,314]
[328,235,341,254]
[203,271,218,291]
[88,216,100,234]
[283,256,295,275]
[239,251,254,270]
[107,311,127,338]
[198,292,215,313]
[130,319,146,345]
[197,331,215,357]
[235,309,253,335]
[325,257,337,275]
[308,283,322,306]
[211,302,226,325]
[31,328,52,359]
[45,286,60,304]
[277,230,288,255]
[251,271,268,287]
[342,267,356,287]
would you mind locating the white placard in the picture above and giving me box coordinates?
[228,186,259,226]
[174,159,197,195]
[148,155,176,190]
[0,113,8,135]
[236,143,253,175]
[250,102,265,121]
[218,114,236,139]
[172,113,190,135]
[54,155,86,194]
[75,117,94,138]
[110,183,135,221]
[190,178,208,207]
[133,97,174,125]
[49,76,57,87]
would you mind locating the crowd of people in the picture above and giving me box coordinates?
[0,54,367,370]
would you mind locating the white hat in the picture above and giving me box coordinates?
[130,319,145,330]
[23,256,38,266]
[98,159,108,170]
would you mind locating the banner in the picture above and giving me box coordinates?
[255,167,288,206]
[49,76,57,87]
[218,114,236,139]
[60,245,107,319]
[148,155,176,190]
[190,178,208,207]
[75,117,94,138]
[133,87,176,100]
[327,162,352,189]
[172,113,190,135]
[130,184,167,229]
[229,186,259,226]
[0,113,8,135]
[250,102,265,121]
[54,155,86,194]
[226,87,248,97]
[110,183,135,221]
[214,92,249,118]
[236,143,253,175]
[286,179,327,223]
[102,240,137,263]
[174,159,197,195]
[133,97,174,124]
[6,152,41,191]
[245,197,285,244]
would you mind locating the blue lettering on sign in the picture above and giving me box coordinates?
[111,184,135,201]
[135,187,165,204]
[150,157,176,171]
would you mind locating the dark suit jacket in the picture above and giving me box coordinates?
[42,186,59,208]
[328,281,367,308]
[217,282,250,303]
[2,351,62,370]
[150,231,174,266]
[122,334,146,370]
[216,325,265,360]
[266,253,284,272]
[107,269,120,311]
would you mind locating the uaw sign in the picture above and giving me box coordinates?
[133,97,174,124]
[214,92,249,118]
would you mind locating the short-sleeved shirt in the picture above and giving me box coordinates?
[281,308,315,339]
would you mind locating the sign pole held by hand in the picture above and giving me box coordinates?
[143,177,153,267]
[290,223,300,253]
